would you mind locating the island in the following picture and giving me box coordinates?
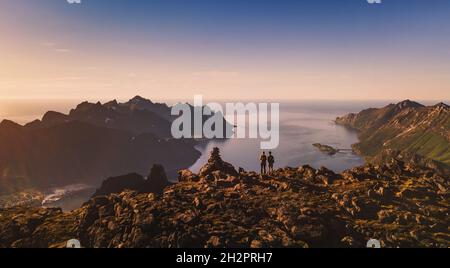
[313,143,339,155]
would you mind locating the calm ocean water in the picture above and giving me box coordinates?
[189,101,370,173]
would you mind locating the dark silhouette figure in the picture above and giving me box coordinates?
[268,152,275,174]
[260,151,267,175]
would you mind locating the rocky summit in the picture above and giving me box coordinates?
[0,148,448,248]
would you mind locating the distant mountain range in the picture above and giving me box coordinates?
[336,100,450,166]
[24,96,173,137]
[0,96,224,194]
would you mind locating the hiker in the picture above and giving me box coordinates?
[268,151,275,174]
[260,151,267,175]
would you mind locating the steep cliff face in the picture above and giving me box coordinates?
[336,100,450,166]
[1,149,448,248]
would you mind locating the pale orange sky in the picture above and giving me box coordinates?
[1,1,449,101]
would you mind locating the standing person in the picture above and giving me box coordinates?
[260,151,267,175]
[268,152,275,174]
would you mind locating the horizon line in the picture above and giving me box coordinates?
[0,96,448,104]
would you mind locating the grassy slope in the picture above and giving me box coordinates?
[338,102,450,166]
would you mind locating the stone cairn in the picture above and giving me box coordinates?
[199,147,238,177]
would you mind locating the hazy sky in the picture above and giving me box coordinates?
[1,0,449,101]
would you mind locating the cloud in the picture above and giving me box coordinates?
[54,48,72,53]
[40,42,72,53]
[41,42,56,47]
[192,71,240,78]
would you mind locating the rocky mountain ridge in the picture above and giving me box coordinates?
[336,100,450,166]
[0,148,448,248]
[24,96,173,137]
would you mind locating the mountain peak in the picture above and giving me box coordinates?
[104,99,119,108]
[74,101,95,111]
[394,100,424,110]
[42,111,68,123]
[0,119,22,130]
[433,102,449,109]
[130,95,152,104]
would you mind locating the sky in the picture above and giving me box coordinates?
[0,0,449,101]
